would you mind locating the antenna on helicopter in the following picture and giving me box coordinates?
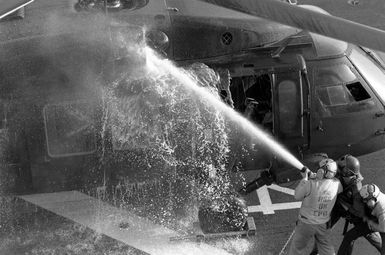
[0,0,34,20]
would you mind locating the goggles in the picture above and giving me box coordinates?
[340,168,356,177]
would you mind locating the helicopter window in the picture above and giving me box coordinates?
[278,80,300,134]
[317,83,370,106]
[315,60,377,115]
[346,82,371,102]
[320,86,350,106]
[317,82,374,115]
[316,64,356,86]
[43,102,96,157]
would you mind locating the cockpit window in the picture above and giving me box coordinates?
[317,82,371,106]
[346,82,371,101]
[318,86,351,106]
[315,64,356,86]
[315,63,375,116]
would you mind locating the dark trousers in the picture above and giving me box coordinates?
[337,221,385,255]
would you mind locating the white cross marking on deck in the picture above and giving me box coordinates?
[248,184,302,214]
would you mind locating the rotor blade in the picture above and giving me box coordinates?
[0,0,34,19]
[197,0,385,53]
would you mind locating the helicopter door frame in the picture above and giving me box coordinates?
[272,68,309,152]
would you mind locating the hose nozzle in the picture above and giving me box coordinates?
[300,166,316,179]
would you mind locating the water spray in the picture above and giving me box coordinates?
[145,47,307,193]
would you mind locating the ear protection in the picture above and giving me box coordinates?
[316,168,337,179]
[317,158,337,180]
[324,169,336,179]
[316,168,325,180]
[368,184,376,195]
[361,184,379,208]
[367,184,377,206]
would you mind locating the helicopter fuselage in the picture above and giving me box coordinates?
[1,0,385,195]
[202,32,385,172]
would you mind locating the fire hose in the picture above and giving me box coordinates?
[239,166,310,195]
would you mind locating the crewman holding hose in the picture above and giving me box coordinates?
[311,154,377,255]
[288,158,343,255]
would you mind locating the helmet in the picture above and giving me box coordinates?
[338,155,361,177]
[317,158,338,179]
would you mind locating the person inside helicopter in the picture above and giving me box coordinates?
[242,74,273,130]
[244,97,261,122]
[227,73,273,171]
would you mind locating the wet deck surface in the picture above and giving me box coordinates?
[1,148,385,255]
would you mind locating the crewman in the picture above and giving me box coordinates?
[311,155,383,255]
[338,183,385,254]
[310,154,367,255]
[244,97,260,123]
[335,155,383,255]
[332,154,365,228]
[288,158,343,255]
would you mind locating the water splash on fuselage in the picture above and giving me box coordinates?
[95,42,305,255]
[145,47,304,171]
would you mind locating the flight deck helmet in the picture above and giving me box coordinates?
[317,158,337,179]
[337,154,362,179]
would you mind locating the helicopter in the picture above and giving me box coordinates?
[0,0,383,197]
[2,0,385,253]
[7,0,385,189]
[1,0,385,232]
